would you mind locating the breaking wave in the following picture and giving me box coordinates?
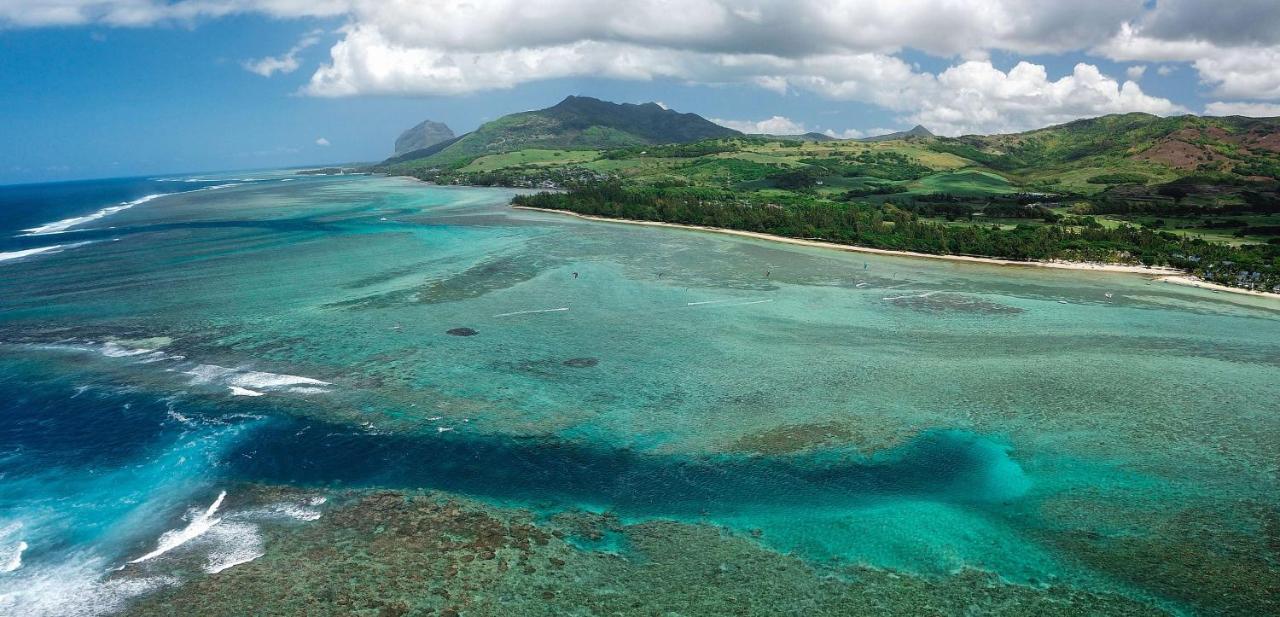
[22,194,166,236]
[184,364,332,395]
[0,524,26,574]
[19,182,244,237]
[0,241,95,264]
[129,491,226,564]
[17,339,331,398]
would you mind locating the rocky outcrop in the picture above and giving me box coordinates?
[395,120,455,155]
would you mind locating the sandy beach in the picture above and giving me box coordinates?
[1156,275,1280,300]
[513,206,1280,301]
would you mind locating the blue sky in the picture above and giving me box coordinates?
[2,0,1280,185]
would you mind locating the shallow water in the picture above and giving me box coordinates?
[0,174,1277,615]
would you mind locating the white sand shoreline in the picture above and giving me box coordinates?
[1156,275,1280,299]
[513,205,1280,301]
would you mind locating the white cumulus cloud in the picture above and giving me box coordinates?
[902,61,1186,135]
[244,31,322,77]
[11,0,1279,133]
[0,0,350,28]
[714,116,872,138]
[315,137,330,146]
[1193,48,1280,100]
[290,3,1185,134]
[825,128,870,139]
[712,116,809,135]
[1204,101,1280,118]
[1094,4,1280,101]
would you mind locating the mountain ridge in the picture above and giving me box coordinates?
[384,96,739,170]
[379,95,1280,191]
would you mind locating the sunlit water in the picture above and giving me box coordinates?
[0,173,1276,614]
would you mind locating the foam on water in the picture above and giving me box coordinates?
[243,502,324,522]
[185,364,331,394]
[0,241,94,263]
[0,492,324,611]
[0,523,26,574]
[208,496,330,574]
[0,353,281,612]
[99,342,155,358]
[21,194,166,236]
[0,417,256,615]
[17,340,333,399]
[17,181,243,237]
[127,495,326,576]
[23,341,184,376]
[165,407,195,426]
[0,541,26,573]
[166,177,266,183]
[492,306,570,317]
[200,520,263,574]
[0,556,178,617]
[129,491,226,564]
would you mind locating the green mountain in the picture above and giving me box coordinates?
[929,113,1280,185]
[383,96,740,170]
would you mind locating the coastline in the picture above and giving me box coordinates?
[1156,275,1280,299]
[513,205,1280,301]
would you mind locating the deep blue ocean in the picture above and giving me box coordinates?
[0,177,227,252]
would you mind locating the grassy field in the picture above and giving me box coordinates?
[465,140,998,191]
[1017,161,1182,194]
[1107,213,1280,245]
[460,149,602,172]
[906,169,1017,196]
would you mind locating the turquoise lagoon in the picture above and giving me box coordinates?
[0,174,1276,615]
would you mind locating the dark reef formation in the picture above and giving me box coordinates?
[123,490,1169,617]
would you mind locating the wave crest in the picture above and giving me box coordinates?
[22,194,165,236]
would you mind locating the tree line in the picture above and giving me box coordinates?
[513,183,1280,290]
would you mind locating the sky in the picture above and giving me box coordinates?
[3,1,1280,184]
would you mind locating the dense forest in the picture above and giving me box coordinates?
[514,184,1280,291]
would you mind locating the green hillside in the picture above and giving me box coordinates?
[928,113,1280,193]
[380,96,740,172]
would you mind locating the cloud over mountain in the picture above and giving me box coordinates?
[7,0,1280,132]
